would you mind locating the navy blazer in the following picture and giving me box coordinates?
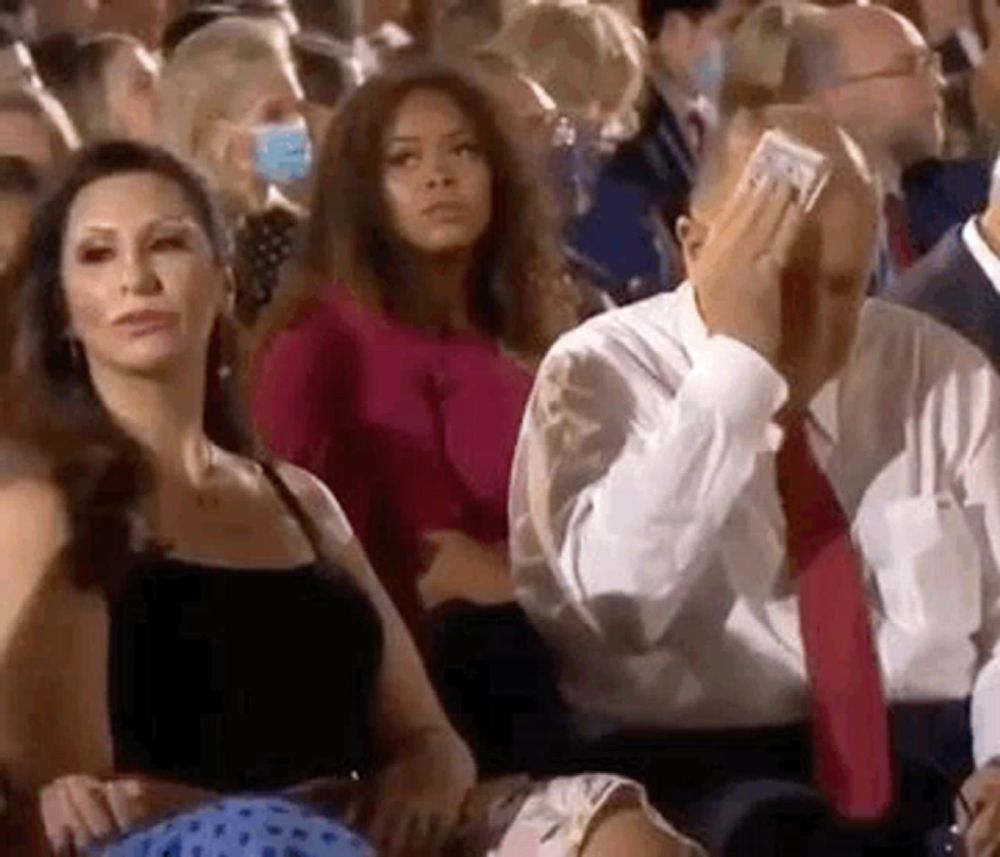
[903,158,990,257]
[886,223,1000,366]
[569,88,692,304]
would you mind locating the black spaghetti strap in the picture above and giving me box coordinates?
[258,458,328,565]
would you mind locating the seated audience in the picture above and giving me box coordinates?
[886,149,1000,366]
[160,15,309,325]
[482,0,647,219]
[0,85,78,171]
[510,104,1000,854]
[0,139,692,857]
[34,33,159,143]
[570,0,735,303]
[254,60,578,630]
[724,2,977,285]
[252,61,587,768]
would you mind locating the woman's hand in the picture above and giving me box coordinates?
[40,774,216,853]
[348,729,475,856]
[418,530,514,609]
[40,775,133,854]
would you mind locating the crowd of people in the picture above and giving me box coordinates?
[1,0,1000,854]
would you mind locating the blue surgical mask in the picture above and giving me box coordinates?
[693,38,726,103]
[253,120,313,185]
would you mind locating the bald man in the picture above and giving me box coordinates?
[731,3,984,284]
[511,105,1000,854]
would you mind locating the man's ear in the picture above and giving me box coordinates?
[676,214,707,271]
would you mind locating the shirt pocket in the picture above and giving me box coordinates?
[855,493,982,636]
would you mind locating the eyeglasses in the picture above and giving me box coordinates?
[836,49,943,87]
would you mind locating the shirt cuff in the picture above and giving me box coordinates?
[683,335,788,434]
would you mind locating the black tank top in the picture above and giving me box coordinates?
[108,462,383,793]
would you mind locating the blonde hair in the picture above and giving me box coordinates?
[486,0,647,139]
[159,16,297,175]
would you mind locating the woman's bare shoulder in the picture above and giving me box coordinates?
[271,461,356,549]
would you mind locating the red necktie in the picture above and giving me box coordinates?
[776,415,893,821]
[884,194,916,272]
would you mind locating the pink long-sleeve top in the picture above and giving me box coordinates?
[252,288,533,628]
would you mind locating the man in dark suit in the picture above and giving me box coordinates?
[570,0,734,303]
[886,157,1000,365]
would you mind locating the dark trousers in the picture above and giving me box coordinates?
[428,604,973,855]
[568,701,973,856]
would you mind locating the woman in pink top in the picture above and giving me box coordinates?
[252,61,576,630]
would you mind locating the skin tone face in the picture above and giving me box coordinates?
[103,43,160,144]
[60,172,226,382]
[818,7,945,172]
[682,109,879,396]
[0,111,55,171]
[214,62,305,204]
[381,89,493,257]
[0,191,33,274]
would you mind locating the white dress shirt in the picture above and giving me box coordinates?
[961,217,1000,297]
[510,284,1000,767]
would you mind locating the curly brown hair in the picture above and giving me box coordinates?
[255,59,576,359]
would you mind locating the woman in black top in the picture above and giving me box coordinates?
[0,139,474,856]
[0,140,693,857]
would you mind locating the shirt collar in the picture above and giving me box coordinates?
[961,216,1000,297]
[678,281,841,443]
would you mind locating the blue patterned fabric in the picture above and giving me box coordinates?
[92,796,373,857]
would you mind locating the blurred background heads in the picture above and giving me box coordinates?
[292,30,364,151]
[0,85,78,172]
[32,0,99,39]
[34,33,159,144]
[642,0,749,104]
[483,0,647,141]
[160,15,307,214]
[723,3,945,178]
[91,0,170,47]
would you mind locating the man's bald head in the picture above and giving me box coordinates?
[723,2,944,171]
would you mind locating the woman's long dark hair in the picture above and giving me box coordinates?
[256,59,576,359]
[1,140,252,592]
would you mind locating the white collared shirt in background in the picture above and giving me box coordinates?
[510,283,1000,766]
[961,217,1000,297]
